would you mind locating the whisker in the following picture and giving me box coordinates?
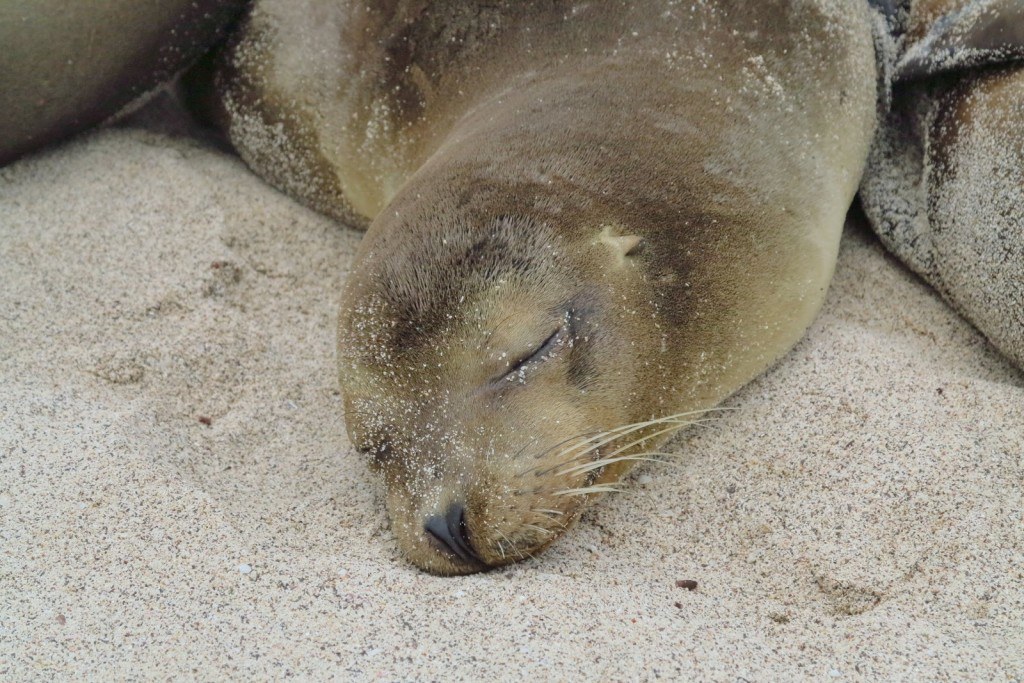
[552,483,625,497]
[546,415,720,476]
[553,406,730,460]
[513,427,620,477]
[528,416,694,478]
[339,406,374,423]
[495,529,517,559]
[516,405,736,478]
[498,527,540,562]
[530,429,607,461]
[578,417,707,467]
[557,452,684,477]
[506,433,546,464]
[558,454,663,477]
[528,507,572,532]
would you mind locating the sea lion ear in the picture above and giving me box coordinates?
[597,226,643,265]
[896,1,1024,81]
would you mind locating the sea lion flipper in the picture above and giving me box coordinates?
[896,0,1024,80]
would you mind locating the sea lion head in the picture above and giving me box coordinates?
[337,165,678,575]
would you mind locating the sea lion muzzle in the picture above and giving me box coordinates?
[423,503,485,569]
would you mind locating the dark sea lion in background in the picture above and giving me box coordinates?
[862,0,1024,367]
[895,0,1024,78]
[0,0,247,166]
[204,0,879,574]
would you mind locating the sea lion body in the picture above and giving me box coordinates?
[0,0,247,166]
[861,0,1024,366]
[207,0,879,573]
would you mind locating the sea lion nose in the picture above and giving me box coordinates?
[424,503,484,566]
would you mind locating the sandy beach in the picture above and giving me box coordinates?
[1,106,1022,680]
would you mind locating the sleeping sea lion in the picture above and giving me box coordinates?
[0,0,1018,576]
[76,0,1019,574]
[203,0,879,574]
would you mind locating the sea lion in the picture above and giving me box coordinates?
[0,0,247,166]
[201,0,1024,575]
[895,0,1024,78]
[861,0,1024,367]
[204,0,879,574]
[0,0,1019,577]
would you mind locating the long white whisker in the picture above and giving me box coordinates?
[514,428,613,477]
[558,452,686,476]
[537,415,695,476]
[554,416,718,476]
[601,419,702,460]
[519,406,735,478]
[552,483,625,496]
[557,407,731,459]
[496,529,520,560]
[558,454,663,477]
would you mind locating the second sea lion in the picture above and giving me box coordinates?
[861,0,1024,367]
[0,0,248,166]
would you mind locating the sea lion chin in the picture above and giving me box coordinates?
[211,0,878,575]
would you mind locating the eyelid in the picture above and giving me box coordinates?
[499,325,566,382]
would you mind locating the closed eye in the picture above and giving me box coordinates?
[498,325,566,382]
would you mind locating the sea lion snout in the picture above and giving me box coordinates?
[423,503,486,569]
[366,425,593,575]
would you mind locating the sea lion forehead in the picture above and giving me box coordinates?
[345,213,571,339]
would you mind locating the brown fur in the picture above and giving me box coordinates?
[0,0,246,166]
[861,2,1024,372]
[927,66,1024,364]
[212,0,878,574]
[898,0,1024,78]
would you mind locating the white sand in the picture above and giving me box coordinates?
[1,112,1022,680]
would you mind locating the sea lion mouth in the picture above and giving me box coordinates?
[381,409,719,574]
